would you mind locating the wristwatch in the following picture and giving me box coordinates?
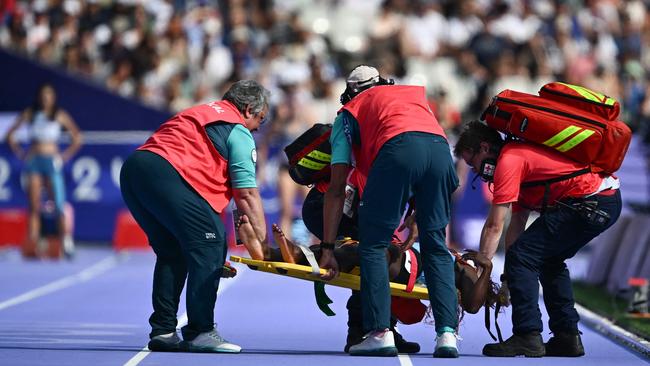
[319,241,335,250]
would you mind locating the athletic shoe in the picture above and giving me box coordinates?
[182,329,241,353]
[482,332,545,357]
[433,332,459,358]
[349,329,398,357]
[148,332,182,352]
[63,235,75,260]
[345,328,419,354]
[545,331,585,357]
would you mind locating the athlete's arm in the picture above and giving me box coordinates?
[459,251,493,313]
[58,110,83,162]
[6,109,29,159]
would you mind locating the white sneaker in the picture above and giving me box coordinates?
[63,235,75,259]
[434,332,459,358]
[148,332,182,352]
[349,329,398,357]
[183,329,241,353]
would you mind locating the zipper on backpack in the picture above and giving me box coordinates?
[540,87,616,110]
[496,96,607,129]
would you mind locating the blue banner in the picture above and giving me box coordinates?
[0,142,139,242]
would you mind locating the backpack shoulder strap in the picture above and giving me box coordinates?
[520,168,591,213]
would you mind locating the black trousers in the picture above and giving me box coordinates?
[507,190,622,335]
[302,187,358,240]
[120,150,227,340]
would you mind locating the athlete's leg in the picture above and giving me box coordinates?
[25,172,43,257]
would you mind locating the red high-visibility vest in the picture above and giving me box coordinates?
[340,85,446,177]
[139,100,246,213]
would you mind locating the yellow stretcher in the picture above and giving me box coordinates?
[229,255,429,300]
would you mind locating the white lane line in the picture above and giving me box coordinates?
[177,312,188,329]
[398,354,414,366]
[123,270,244,366]
[123,348,150,366]
[0,255,123,311]
[123,312,189,366]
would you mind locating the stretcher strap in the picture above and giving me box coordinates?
[485,304,497,341]
[298,245,320,275]
[405,249,418,293]
[299,245,336,316]
[314,282,336,316]
[484,301,504,343]
[495,302,504,342]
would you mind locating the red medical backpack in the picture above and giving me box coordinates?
[481,82,631,174]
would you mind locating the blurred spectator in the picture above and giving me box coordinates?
[3,0,645,126]
[2,0,649,246]
[5,83,82,259]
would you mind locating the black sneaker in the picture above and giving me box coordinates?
[148,332,182,352]
[482,332,545,357]
[394,329,420,354]
[545,331,585,357]
[344,328,364,353]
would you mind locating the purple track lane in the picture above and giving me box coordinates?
[0,246,647,366]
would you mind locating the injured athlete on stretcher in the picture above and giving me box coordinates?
[234,213,504,319]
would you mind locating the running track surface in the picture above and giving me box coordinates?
[0,246,647,366]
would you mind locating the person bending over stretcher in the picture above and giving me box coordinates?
[236,214,500,318]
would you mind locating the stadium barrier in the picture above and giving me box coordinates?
[606,214,650,294]
[584,215,632,285]
[112,209,149,251]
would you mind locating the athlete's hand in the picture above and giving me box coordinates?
[398,213,418,252]
[462,250,492,270]
[319,250,339,281]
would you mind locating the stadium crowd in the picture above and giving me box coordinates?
[2,0,649,127]
[1,0,649,233]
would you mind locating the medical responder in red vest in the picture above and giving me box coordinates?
[454,121,622,357]
[120,80,270,354]
[318,65,460,357]
[301,168,420,354]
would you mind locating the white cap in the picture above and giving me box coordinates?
[346,65,380,88]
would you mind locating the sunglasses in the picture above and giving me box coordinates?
[259,113,269,126]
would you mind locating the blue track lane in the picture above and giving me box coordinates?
[0,247,647,366]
